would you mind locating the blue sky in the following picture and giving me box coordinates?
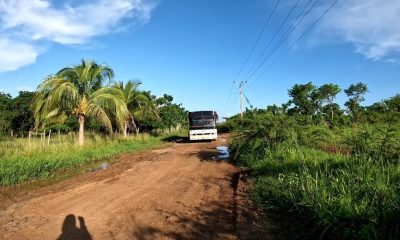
[0,0,399,118]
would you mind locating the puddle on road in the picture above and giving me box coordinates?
[216,146,230,159]
[86,162,110,172]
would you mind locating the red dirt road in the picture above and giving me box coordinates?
[0,136,275,240]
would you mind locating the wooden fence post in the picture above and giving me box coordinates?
[47,129,52,146]
[28,131,32,145]
[42,130,46,147]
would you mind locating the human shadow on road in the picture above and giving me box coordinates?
[57,214,92,240]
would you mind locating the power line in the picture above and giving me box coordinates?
[222,85,241,116]
[225,0,280,111]
[232,0,281,82]
[246,0,338,90]
[223,82,235,111]
[230,0,301,114]
[242,0,301,81]
[245,0,319,83]
[231,94,240,113]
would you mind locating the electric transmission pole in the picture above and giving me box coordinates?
[239,80,246,118]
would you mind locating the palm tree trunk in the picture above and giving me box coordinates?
[78,114,85,146]
[130,118,139,135]
[124,121,128,138]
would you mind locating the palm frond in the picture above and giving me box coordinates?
[88,87,130,131]
[86,104,113,132]
[33,59,117,136]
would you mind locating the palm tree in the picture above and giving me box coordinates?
[113,80,158,136]
[33,59,129,145]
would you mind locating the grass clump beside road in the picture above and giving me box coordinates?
[229,114,400,240]
[0,134,162,186]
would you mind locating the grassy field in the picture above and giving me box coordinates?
[0,133,162,186]
[230,117,400,240]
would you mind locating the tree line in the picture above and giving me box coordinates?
[236,82,400,127]
[0,60,187,144]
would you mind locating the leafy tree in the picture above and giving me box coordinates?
[156,94,187,130]
[281,103,289,115]
[384,94,400,113]
[33,59,129,145]
[158,103,187,130]
[0,92,12,136]
[266,104,289,116]
[366,95,400,124]
[11,91,35,134]
[321,103,346,126]
[344,82,368,123]
[135,92,187,132]
[383,94,400,124]
[287,82,319,116]
[156,94,174,106]
[317,84,341,121]
[0,92,12,109]
[266,104,279,115]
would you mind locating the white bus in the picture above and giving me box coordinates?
[188,111,218,141]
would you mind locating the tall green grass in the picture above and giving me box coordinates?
[250,146,400,239]
[0,133,161,186]
[230,117,400,239]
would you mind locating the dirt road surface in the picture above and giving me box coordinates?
[0,135,275,240]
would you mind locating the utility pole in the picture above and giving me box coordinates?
[239,80,246,118]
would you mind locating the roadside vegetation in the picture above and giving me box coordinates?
[0,59,187,186]
[223,82,400,239]
[0,134,160,186]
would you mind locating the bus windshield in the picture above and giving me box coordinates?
[189,111,216,129]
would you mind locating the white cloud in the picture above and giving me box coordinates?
[0,0,156,72]
[386,58,400,64]
[0,37,38,72]
[316,0,400,60]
